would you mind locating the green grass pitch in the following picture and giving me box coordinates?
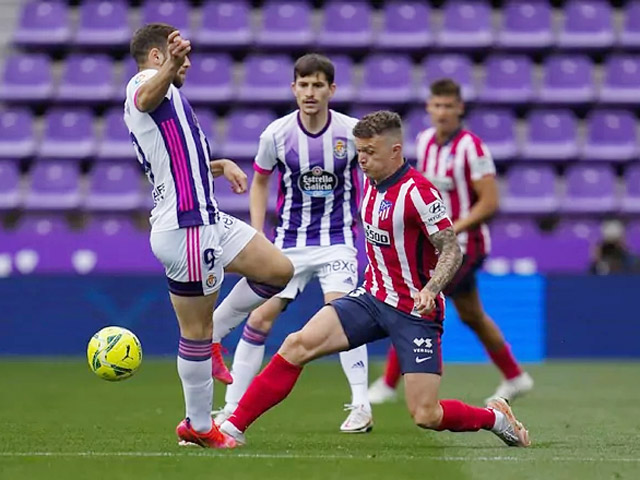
[0,359,638,480]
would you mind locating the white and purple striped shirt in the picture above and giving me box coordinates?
[124,69,219,233]
[254,110,360,249]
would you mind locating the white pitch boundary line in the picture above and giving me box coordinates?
[0,452,639,462]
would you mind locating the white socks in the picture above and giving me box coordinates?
[212,278,272,342]
[339,344,370,409]
[491,410,508,433]
[177,337,213,433]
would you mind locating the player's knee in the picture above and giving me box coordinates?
[412,404,442,430]
[279,331,312,365]
[247,309,274,333]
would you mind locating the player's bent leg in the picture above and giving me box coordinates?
[452,289,534,402]
[225,232,293,287]
[214,297,288,425]
[403,372,444,429]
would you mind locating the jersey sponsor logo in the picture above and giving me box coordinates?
[415,356,432,364]
[364,222,391,247]
[152,183,166,206]
[412,337,434,354]
[378,199,393,221]
[333,138,347,159]
[321,259,357,275]
[425,200,447,224]
[427,175,454,192]
[298,166,338,197]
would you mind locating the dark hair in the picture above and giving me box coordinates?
[130,23,177,66]
[293,54,335,84]
[353,111,403,139]
[430,78,461,99]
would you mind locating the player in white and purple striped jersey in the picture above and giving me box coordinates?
[211,54,372,433]
[124,24,293,449]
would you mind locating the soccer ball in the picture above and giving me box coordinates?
[87,326,142,381]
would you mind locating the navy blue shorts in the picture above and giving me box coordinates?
[443,254,486,297]
[329,288,443,375]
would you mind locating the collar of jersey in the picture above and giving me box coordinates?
[297,110,332,138]
[435,126,463,146]
[375,160,410,192]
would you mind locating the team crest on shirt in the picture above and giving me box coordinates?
[378,199,393,221]
[206,274,217,288]
[298,166,338,197]
[333,138,347,159]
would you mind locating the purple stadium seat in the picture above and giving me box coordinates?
[582,110,638,162]
[180,54,233,104]
[619,1,640,48]
[537,233,591,273]
[57,54,115,103]
[500,165,558,214]
[621,164,640,214]
[554,219,602,245]
[497,1,553,49]
[376,2,432,50]
[85,163,143,212]
[357,55,414,105]
[479,55,533,104]
[0,108,37,159]
[488,218,543,274]
[599,55,640,104]
[466,109,517,161]
[561,165,618,213]
[13,0,71,48]
[256,1,313,48]
[522,109,579,161]
[420,55,475,101]
[74,0,130,47]
[114,57,138,102]
[38,108,96,159]
[141,0,190,38]
[627,220,640,255]
[558,0,614,50]
[0,160,21,210]
[0,54,53,102]
[539,55,595,104]
[76,216,160,274]
[24,160,82,210]
[237,55,293,103]
[220,109,277,160]
[97,107,135,161]
[7,215,79,274]
[217,168,278,214]
[404,107,432,162]
[331,55,356,103]
[196,1,251,48]
[317,1,373,50]
[438,1,493,49]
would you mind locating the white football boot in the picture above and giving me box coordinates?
[219,420,246,446]
[488,372,534,404]
[340,404,373,433]
[487,397,531,447]
[212,405,233,427]
[367,377,398,405]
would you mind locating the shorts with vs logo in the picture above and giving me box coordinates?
[329,288,443,375]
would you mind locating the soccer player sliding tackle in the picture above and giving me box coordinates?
[216,111,530,448]
[124,24,293,449]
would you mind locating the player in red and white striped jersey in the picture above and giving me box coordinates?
[216,111,530,448]
[369,79,533,404]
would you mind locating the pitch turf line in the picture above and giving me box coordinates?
[1,452,639,462]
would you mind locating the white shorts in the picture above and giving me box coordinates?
[150,213,256,296]
[278,245,358,300]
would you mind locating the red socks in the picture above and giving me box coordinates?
[437,399,496,432]
[383,345,402,388]
[228,353,302,432]
[487,343,522,380]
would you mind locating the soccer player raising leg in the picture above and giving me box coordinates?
[124,24,293,448]
[217,112,530,448]
[369,79,533,405]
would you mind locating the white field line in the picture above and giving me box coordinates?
[0,452,639,462]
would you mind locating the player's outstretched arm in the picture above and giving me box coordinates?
[412,227,462,315]
[135,31,190,112]
[210,159,248,193]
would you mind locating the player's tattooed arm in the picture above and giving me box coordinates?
[426,227,463,295]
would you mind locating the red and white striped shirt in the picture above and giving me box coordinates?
[361,162,452,321]
[416,128,496,258]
